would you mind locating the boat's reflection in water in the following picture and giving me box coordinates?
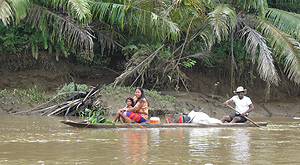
[120,129,149,164]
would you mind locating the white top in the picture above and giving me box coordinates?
[230,95,252,113]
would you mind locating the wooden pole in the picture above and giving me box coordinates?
[227,104,260,127]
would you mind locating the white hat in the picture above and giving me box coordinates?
[233,86,247,94]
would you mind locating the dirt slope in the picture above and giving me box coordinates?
[1,53,300,118]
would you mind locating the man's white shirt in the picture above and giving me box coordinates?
[230,95,252,113]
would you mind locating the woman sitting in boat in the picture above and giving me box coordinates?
[113,97,135,123]
[113,87,149,123]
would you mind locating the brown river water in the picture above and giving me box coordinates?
[0,111,299,165]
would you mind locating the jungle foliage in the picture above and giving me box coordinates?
[2,0,300,96]
[0,22,35,55]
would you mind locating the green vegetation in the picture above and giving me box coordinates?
[79,107,114,124]
[0,83,175,115]
[0,22,35,55]
[2,0,300,91]
[180,58,197,68]
[205,40,249,67]
[57,82,90,94]
[0,86,50,106]
[55,82,90,103]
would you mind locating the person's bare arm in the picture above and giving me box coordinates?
[223,99,233,106]
[124,100,144,112]
[242,104,254,116]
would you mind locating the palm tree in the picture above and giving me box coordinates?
[136,0,300,95]
[167,0,300,100]
[0,0,180,59]
[3,0,300,93]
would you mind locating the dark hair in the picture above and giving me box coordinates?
[135,87,149,106]
[125,97,135,107]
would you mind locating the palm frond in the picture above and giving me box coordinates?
[150,12,180,40]
[208,4,236,42]
[69,0,91,23]
[113,45,164,87]
[265,8,300,39]
[170,22,213,61]
[241,25,280,85]
[90,1,126,27]
[0,0,28,25]
[90,1,180,41]
[259,17,300,84]
[93,28,123,54]
[229,0,267,16]
[46,0,68,10]
[267,0,300,13]
[10,0,28,24]
[45,0,91,23]
[192,24,214,50]
[27,4,94,54]
[0,0,12,25]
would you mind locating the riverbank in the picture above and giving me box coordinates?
[1,84,300,119]
[159,91,300,118]
[1,53,300,118]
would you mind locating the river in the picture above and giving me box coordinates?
[0,111,299,164]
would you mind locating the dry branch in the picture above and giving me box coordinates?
[13,86,103,116]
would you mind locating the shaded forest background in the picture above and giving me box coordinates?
[1,0,300,103]
[1,21,299,102]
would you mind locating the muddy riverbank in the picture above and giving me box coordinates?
[1,53,300,118]
[1,85,300,119]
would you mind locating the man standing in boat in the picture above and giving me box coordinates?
[221,86,254,123]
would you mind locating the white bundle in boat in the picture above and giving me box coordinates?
[188,110,222,124]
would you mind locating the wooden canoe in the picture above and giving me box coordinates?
[60,120,268,129]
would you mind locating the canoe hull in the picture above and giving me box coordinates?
[60,120,267,128]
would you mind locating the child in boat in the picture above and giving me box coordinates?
[113,97,135,123]
[119,87,148,123]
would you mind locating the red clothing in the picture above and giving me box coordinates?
[132,96,148,120]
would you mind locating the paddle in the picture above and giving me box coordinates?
[226,104,260,127]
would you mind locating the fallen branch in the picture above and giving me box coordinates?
[14,86,103,117]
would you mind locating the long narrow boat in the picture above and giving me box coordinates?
[60,120,268,128]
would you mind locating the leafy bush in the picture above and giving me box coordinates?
[0,22,34,55]
[75,47,111,67]
[207,39,249,67]
[0,21,69,59]
[179,58,197,68]
[122,43,170,60]
[79,107,114,123]
[56,82,90,102]
[0,22,110,66]
[57,82,90,93]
